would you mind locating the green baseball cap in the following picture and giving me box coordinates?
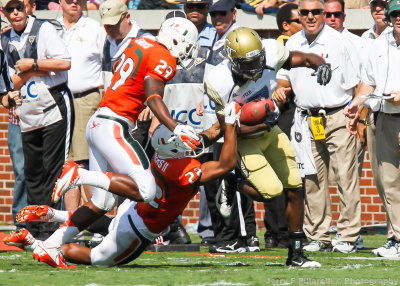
[388,0,400,15]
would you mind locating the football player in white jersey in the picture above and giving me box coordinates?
[205,27,332,267]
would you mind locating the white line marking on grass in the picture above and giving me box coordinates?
[224,262,249,266]
[0,255,22,259]
[334,256,400,260]
[335,264,373,269]
[187,281,249,286]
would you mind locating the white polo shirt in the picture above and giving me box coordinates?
[342,28,362,74]
[8,16,70,88]
[277,24,359,109]
[362,27,400,114]
[58,15,106,94]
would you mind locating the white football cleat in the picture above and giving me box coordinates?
[33,241,76,268]
[52,161,81,203]
[215,179,232,218]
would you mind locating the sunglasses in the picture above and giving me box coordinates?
[185,3,208,10]
[210,10,228,17]
[390,11,400,18]
[299,9,323,16]
[287,18,300,23]
[4,3,24,13]
[325,11,343,18]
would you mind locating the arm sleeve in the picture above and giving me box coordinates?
[204,77,225,115]
[275,40,290,71]
[38,22,71,60]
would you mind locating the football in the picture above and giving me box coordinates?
[239,98,275,125]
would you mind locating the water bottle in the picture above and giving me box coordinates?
[128,0,140,9]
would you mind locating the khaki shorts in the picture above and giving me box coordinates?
[237,126,302,200]
[68,90,102,162]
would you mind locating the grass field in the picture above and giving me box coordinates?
[1,234,400,286]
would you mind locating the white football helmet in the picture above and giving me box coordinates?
[151,123,204,159]
[156,17,199,70]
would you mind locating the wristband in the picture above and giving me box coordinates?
[146,94,162,102]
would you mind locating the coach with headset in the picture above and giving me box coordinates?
[347,0,400,258]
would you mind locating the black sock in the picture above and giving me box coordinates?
[87,215,112,236]
[288,231,305,256]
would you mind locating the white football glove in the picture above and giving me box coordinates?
[224,101,241,126]
[173,124,201,150]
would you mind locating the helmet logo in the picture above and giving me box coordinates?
[246,49,260,58]
[225,38,237,59]
[101,7,110,16]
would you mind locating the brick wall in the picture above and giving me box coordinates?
[0,108,13,224]
[0,106,386,231]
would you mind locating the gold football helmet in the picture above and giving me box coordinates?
[224,27,265,80]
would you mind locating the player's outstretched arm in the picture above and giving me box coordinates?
[198,102,240,184]
[145,77,200,150]
[290,51,332,85]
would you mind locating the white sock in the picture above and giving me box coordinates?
[78,169,112,191]
[45,219,79,247]
[49,210,72,223]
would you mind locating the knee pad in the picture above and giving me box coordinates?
[91,187,117,212]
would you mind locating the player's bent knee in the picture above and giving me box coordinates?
[136,173,156,203]
[248,172,283,200]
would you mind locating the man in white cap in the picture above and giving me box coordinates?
[99,0,153,91]
[57,0,107,212]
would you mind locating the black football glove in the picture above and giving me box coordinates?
[264,99,280,129]
[312,63,332,86]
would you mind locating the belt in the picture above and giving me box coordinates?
[381,112,400,117]
[48,82,69,94]
[73,87,99,99]
[302,103,348,117]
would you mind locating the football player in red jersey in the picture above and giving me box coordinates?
[23,17,203,260]
[6,102,241,267]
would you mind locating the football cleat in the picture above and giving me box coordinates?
[16,205,55,223]
[215,177,235,218]
[245,236,260,252]
[3,228,36,249]
[33,241,76,269]
[52,161,81,203]
[286,251,322,268]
